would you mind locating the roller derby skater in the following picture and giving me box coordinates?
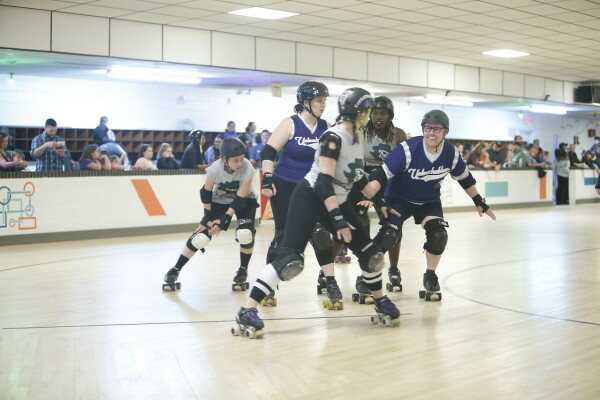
[234,87,401,336]
[365,109,496,304]
[260,82,337,305]
[343,96,407,295]
[161,137,259,293]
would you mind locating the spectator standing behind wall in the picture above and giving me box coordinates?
[30,118,69,172]
[488,142,507,171]
[508,142,528,168]
[554,149,570,205]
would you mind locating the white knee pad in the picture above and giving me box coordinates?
[191,232,211,249]
[235,228,254,245]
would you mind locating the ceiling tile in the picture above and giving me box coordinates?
[451,14,503,24]
[544,11,597,22]
[262,32,318,42]
[218,0,275,6]
[385,11,439,22]
[88,0,161,12]
[248,20,306,31]
[480,0,539,6]
[54,4,132,17]
[0,0,73,10]
[393,24,441,34]
[198,13,259,24]
[286,15,332,27]
[295,0,362,6]
[265,1,329,13]
[147,6,217,18]
[358,16,407,28]
[551,0,599,11]
[455,26,504,35]
[426,29,472,39]
[302,37,354,47]
[330,32,385,43]
[341,43,389,52]
[418,5,473,17]
[219,26,277,36]
[484,9,535,20]
[517,4,570,15]
[117,12,187,24]
[326,22,376,32]
[313,9,368,21]
[170,19,235,30]
[179,0,246,12]
[289,26,346,38]
[450,1,506,12]
[372,0,432,10]
[343,3,406,15]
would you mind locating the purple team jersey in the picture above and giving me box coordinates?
[274,114,328,183]
[383,136,469,204]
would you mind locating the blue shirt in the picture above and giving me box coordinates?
[30,132,68,172]
[93,124,113,146]
[205,145,218,164]
[383,136,469,204]
[274,114,328,183]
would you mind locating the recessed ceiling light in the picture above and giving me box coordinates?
[228,7,298,20]
[483,49,529,58]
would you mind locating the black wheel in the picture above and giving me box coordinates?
[438,293,442,301]
[419,290,425,299]
[317,285,322,294]
[245,282,250,289]
[359,296,365,304]
[352,293,359,302]
[425,292,431,301]
[386,283,392,292]
[398,284,402,292]
[175,282,181,290]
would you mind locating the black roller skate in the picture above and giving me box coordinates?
[370,295,400,327]
[260,290,278,307]
[335,245,351,263]
[386,266,402,292]
[351,276,374,305]
[232,266,250,291]
[162,267,181,291]
[316,270,327,295]
[419,270,442,301]
[322,278,343,310]
[232,307,264,339]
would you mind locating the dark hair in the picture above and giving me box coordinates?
[100,116,108,123]
[364,115,397,145]
[245,122,255,133]
[45,118,57,127]
[139,144,153,158]
[79,144,99,165]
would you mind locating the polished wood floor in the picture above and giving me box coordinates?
[1,204,599,400]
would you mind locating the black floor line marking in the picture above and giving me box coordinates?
[443,247,600,326]
[3,313,413,330]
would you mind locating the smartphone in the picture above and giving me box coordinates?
[56,141,66,148]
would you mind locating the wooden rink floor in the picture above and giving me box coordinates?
[1,204,599,400]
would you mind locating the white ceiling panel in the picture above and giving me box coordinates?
[0,0,72,10]
[180,0,246,12]
[118,12,187,24]
[55,4,132,17]
[88,0,160,12]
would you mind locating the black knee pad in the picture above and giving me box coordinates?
[309,223,332,256]
[423,219,449,255]
[271,247,304,281]
[266,229,283,264]
[357,242,385,273]
[373,221,400,252]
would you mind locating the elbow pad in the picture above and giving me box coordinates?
[200,186,212,203]
[352,174,368,192]
[314,173,336,202]
[231,195,247,214]
[369,167,387,187]
[260,144,277,162]
[458,172,476,189]
[319,132,342,160]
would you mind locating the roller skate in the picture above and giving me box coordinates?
[351,276,374,305]
[335,245,351,263]
[162,267,181,291]
[316,270,327,295]
[260,290,278,307]
[419,270,442,301]
[386,266,402,292]
[370,295,400,327]
[232,266,250,291]
[232,307,264,339]
[322,278,344,310]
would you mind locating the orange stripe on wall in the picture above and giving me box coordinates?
[539,175,546,199]
[131,179,166,216]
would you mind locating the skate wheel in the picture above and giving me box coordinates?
[358,296,365,305]
[231,325,240,336]
[381,318,387,326]
[370,315,377,324]
[336,301,344,310]
[245,282,250,289]
[271,298,277,307]
[322,299,329,308]
[351,293,358,302]
[419,290,425,299]
[365,296,374,305]
[386,283,392,292]
[260,299,267,306]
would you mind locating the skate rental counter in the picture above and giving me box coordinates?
[1,168,598,245]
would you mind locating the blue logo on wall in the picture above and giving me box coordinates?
[0,182,37,230]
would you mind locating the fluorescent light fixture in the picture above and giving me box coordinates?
[528,105,567,115]
[423,96,473,107]
[228,7,298,20]
[483,49,529,58]
[107,67,202,84]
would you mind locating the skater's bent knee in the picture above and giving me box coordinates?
[188,232,210,252]
[272,247,304,281]
[423,219,448,255]
[358,242,385,273]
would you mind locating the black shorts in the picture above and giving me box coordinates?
[386,198,443,227]
[212,197,259,227]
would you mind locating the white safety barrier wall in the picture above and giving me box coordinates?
[1,169,597,239]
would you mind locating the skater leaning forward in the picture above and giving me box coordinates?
[234,87,401,338]
[162,137,259,292]
[367,109,496,301]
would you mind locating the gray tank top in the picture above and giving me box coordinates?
[363,131,398,169]
[305,124,365,204]
[205,158,256,204]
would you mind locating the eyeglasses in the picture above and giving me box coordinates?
[423,126,445,134]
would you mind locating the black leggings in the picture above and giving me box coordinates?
[282,180,372,258]
[556,176,569,205]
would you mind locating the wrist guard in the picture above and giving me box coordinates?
[329,208,348,231]
[218,214,233,231]
[200,208,212,227]
[472,194,489,212]
[262,172,274,190]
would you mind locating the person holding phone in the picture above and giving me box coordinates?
[30,118,69,172]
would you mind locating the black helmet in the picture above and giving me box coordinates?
[338,87,374,118]
[189,129,205,140]
[219,137,246,158]
[296,81,329,103]
[421,110,449,129]
[372,96,394,120]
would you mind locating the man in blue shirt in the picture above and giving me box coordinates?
[30,118,69,172]
[368,110,496,301]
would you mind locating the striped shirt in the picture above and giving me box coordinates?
[30,132,68,172]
